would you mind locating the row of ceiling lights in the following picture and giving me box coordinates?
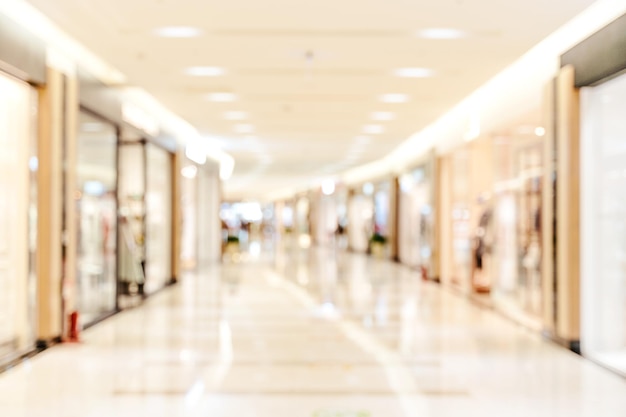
[201,87,415,138]
[154,25,465,166]
[153,26,467,40]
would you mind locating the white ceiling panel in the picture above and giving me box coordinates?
[25,0,596,199]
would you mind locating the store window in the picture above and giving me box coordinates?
[492,132,543,327]
[398,162,435,276]
[581,72,626,376]
[348,187,374,253]
[75,110,118,325]
[373,181,391,238]
[144,144,173,294]
[450,149,472,289]
[118,140,146,296]
[0,72,38,358]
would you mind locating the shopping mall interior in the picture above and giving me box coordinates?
[1,0,626,415]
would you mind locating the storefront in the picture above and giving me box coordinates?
[491,128,544,329]
[118,134,146,298]
[347,184,374,253]
[295,195,311,238]
[558,12,626,373]
[75,109,119,325]
[440,137,494,293]
[144,144,174,294]
[335,185,349,249]
[181,159,221,269]
[398,157,436,279]
[0,71,39,360]
[373,180,392,244]
[310,183,341,247]
[580,66,626,375]
[117,133,176,297]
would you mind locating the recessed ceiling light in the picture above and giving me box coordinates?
[380,94,409,103]
[393,68,435,78]
[371,112,395,121]
[355,136,372,144]
[535,127,546,136]
[224,111,248,120]
[417,28,467,40]
[363,125,385,134]
[153,26,203,38]
[322,180,336,196]
[206,93,237,102]
[234,124,254,133]
[184,66,225,77]
[181,165,198,179]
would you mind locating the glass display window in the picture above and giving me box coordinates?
[581,72,626,376]
[347,190,374,253]
[75,110,119,325]
[295,196,310,236]
[398,162,435,278]
[144,144,173,295]
[0,71,38,358]
[443,138,495,294]
[449,148,472,290]
[491,130,544,329]
[373,180,391,238]
[118,140,146,296]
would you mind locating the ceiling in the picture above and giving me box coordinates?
[25,0,596,199]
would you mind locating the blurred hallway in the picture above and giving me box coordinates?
[1,241,625,417]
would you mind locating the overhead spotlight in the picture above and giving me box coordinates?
[535,127,546,136]
[224,111,248,120]
[371,112,395,121]
[322,180,336,196]
[363,125,385,134]
[417,28,467,40]
[393,68,435,78]
[153,26,203,38]
[380,94,409,103]
[181,165,198,179]
[184,66,225,76]
[206,93,237,102]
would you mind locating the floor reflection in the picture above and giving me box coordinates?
[0,236,624,417]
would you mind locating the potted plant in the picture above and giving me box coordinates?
[224,234,240,255]
[369,232,387,258]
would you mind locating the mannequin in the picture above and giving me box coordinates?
[471,193,494,293]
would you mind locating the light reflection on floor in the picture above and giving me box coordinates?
[0,237,625,417]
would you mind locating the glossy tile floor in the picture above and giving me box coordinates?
[1,240,626,417]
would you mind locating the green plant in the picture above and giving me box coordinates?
[227,235,240,244]
[370,233,387,245]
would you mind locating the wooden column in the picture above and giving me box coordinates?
[437,155,453,285]
[63,73,78,326]
[36,67,78,345]
[541,78,557,336]
[431,156,441,281]
[555,65,581,347]
[171,151,182,282]
[390,176,400,261]
[35,68,63,345]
